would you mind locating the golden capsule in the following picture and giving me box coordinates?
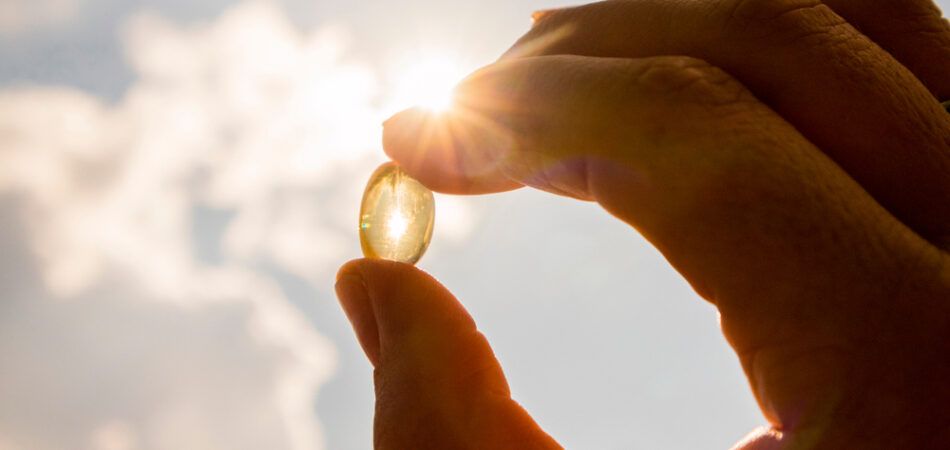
[359,162,435,264]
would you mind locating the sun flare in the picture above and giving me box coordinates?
[389,55,470,113]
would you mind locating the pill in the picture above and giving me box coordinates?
[359,162,435,264]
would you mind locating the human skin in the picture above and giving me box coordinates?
[335,0,950,448]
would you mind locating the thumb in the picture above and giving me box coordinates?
[336,258,560,450]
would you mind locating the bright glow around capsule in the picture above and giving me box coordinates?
[386,214,409,239]
[389,56,469,113]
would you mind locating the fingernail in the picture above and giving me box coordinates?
[531,8,559,24]
[335,270,381,366]
[382,107,433,160]
[383,107,425,133]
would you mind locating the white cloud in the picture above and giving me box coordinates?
[0,0,79,35]
[0,1,419,448]
[0,1,482,447]
[0,0,385,300]
[89,420,137,450]
[0,274,333,450]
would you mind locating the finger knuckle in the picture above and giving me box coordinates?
[533,0,624,28]
[523,1,634,55]
[720,0,852,47]
[853,0,946,33]
[632,56,755,111]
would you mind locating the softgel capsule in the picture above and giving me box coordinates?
[359,162,435,264]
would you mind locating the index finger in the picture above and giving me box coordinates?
[503,0,950,245]
[383,55,949,432]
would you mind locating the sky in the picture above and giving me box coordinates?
[2,1,946,449]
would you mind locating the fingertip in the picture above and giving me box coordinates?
[352,257,447,310]
[348,258,480,356]
[382,107,434,162]
[335,257,368,282]
[335,259,381,366]
[382,108,463,191]
[336,258,446,367]
[531,9,556,24]
[382,107,428,147]
[731,427,784,450]
[340,257,419,287]
[383,106,522,195]
[348,264,556,450]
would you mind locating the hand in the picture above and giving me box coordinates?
[337,0,950,448]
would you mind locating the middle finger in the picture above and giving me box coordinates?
[507,0,950,245]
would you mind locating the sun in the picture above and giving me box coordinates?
[388,55,470,113]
